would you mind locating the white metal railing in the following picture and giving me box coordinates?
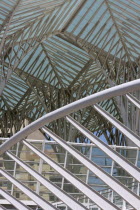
[0,141,140,209]
[0,79,140,209]
[0,79,140,155]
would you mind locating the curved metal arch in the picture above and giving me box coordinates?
[0,79,140,155]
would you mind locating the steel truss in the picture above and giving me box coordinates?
[0,80,140,209]
[0,0,140,145]
[0,0,140,209]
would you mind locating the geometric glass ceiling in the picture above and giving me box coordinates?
[0,0,140,143]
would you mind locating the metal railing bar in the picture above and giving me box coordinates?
[0,169,56,210]
[0,188,31,210]
[126,93,140,110]
[66,115,140,182]
[94,104,140,148]
[0,204,7,210]
[23,140,118,210]
[42,127,140,210]
[6,151,87,210]
[0,79,140,155]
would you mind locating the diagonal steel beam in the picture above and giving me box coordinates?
[0,188,31,210]
[62,0,87,32]
[42,127,140,210]
[66,115,140,182]
[0,204,6,210]
[69,59,94,88]
[94,104,140,147]
[0,169,56,210]
[58,32,126,65]
[6,151,87,210]
[0,79,140,155]
[0,0,21,52]
[126,93,140,110]
[23,140,118,210]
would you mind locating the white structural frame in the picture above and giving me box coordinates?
[5,152,87,210]
[0,79,140,155]
[22,140,119,210]
[0,169,57,210]
[0,79,140,209]
[66,115,140,182]
[94,105,140,148]
[0,204,6,210]
[126,93,140,110]
[42,127,140,210]
[0,188,31,210]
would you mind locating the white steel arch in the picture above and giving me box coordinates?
[0,79,140,155]
[0,79,140,209]
[0,1,140,209]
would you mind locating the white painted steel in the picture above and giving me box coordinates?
[0,205,6,210]
[6,151,87,210]
[0,169,56,210]
[23,140,118,210]
[0,79,140,155]
[94,104,140,147]
[126,93,140,110]
[0,200,36,206]
[0,137,140,148]
[66,115,140,182]
[42,127,140,210]
[0,188,30,210]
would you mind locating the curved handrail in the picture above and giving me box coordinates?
[0,79,140,155]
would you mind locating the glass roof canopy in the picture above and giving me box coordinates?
[0,0,140,143]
